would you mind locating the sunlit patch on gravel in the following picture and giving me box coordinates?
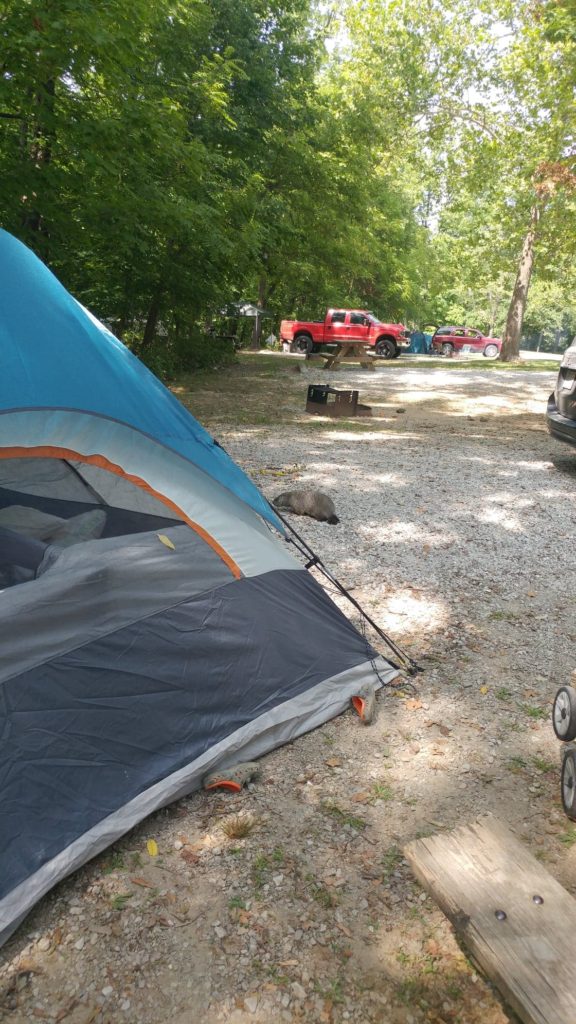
[475,505,524,531]
[379,588,447,633]
[361,521,457,547]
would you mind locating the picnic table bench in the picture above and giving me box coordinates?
[306,340,386,370]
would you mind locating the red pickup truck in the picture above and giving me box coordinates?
[280,308,410,359]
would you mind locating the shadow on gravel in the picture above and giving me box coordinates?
[551,454,576,477]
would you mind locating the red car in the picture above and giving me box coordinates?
[431,326,502,358]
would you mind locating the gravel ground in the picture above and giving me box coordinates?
[2,357,576,1024]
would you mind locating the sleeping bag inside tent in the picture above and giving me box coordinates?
[0,229,399,947]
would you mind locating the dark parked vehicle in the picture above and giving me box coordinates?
[431,325,502,358]
[547,337,576,447]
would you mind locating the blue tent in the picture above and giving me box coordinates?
[0,232,398,946]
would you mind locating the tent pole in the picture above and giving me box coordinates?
[271,506,421,675]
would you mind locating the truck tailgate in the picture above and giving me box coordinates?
[280,320,295,341]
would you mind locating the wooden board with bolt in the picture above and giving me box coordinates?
[404,814,576,1024]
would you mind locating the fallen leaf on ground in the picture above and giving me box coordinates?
[146,839,159,857]
[131,876,155,888]
[479,686,489,695]
[55,997,79,1021]
[437,724,451,736]
[325,757,342,768]
[336,921,353,938]
[405,698,423,711]
[16,959,40,976]
[180,849,200,865]
[352,791,371,803]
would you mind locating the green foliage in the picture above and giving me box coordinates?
[130,330,236,381]
[320,800,366,831]
[0,0,573,350]
[109,892,133,911]
[559,828,576,848]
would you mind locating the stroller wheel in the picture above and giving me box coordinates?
[561,749,576,820]
[552,686,576,741]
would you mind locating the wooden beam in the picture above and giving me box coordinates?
[404,815,576,1024]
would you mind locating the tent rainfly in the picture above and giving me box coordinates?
[0,230,398,947]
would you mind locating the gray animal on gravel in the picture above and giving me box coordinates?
[272,489,339,525]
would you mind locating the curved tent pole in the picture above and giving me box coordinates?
[270,506,421,676]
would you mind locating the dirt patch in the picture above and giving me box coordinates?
[2,354,575,1024]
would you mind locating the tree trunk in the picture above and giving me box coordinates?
[142,289,163,348]
[21,77,56,241]
[251,274,268,350]
[500,205,540,362]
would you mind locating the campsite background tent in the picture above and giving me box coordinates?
[0,230,398,947]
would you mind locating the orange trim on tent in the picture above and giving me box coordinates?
[0,445,242,579]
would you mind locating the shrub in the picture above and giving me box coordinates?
[128,328,236,381]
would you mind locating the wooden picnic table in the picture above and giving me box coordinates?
[306,340,383,371]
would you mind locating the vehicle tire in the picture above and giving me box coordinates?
[483,344,499,358]
[553,685,576,741]
[561,748,576,820]
[375,338,396,359]
[293,334,313,355]
[441,342,454,357]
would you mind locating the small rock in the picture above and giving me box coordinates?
[215,926,226,939]
[74,937,85,951]
[245,995,259,1013]
[101,986,114,997]
[292,982,306,1001]
[37,937,51,952]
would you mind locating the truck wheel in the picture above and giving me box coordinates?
[441,342,454,357]
[293,334,312,354]
[483,344,499,358]
[375,338,396,359]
